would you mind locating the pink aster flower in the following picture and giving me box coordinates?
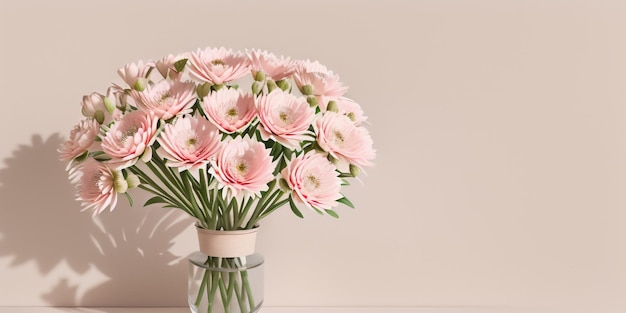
[131,80,196,120]
[117,60,154,88]
[247,49,296,81]
[188,47,250,85]
[256,90,315,150]
[314,111,376,172]
[72,158,125,216]
[101,110,159,169]
[58,118,100,162]
[157,115,222,172]
[209,136,275,198]
[201,88,256,133]
[293,60,347,109]
[282,152,342,211]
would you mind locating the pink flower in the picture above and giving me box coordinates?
[117,60,154,88]
[256,90,315,150]
[157,115,222,172]
[155,54,184,80]
[188,47,250,85]
[81,92,118,125]
[282,152,342,211]
[247,49,296,81]
[209,136,275,198]
[314,111,376,172]
[333,97,368,124]
[72,158,124,216]
[202,88,256,133]
[58,118,100,162]
[293,60,347,109]
[105,84,129,112]
[101,110,159,169]
[131,80,196,120]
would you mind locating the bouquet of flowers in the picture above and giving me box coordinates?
[59,46,375,312]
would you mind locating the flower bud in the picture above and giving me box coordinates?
[252,81,261,95]
[267,80,277,92]
[112,170,129,193]
[254,71,266,82]
[347,112,356,121]
[133,78,147,91]
[94,110,105,124]
[301,84,314,96]
[197,82,211,98]
[279,178,291,191]
[349,164,360,177]
[126,173,140,189]
[276,79,289,91]
[307,96,318,107]
[103,97,116,114]
[326,100,338,113]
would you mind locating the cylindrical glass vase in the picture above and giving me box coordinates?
[188,251,264,313]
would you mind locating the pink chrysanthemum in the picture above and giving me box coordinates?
[314,111,376,172]
[157,115,222,172]
[209,136,275,198]
[131,80,196,120]
[256,90,315,150]
[282,152,342,211]
[58,118,100,162]
[188,47,250,85]
[247,49,296,81]
[293,60,347,109]
[72,158,125,216]
[202,88,256,133]
[101,110,159,169]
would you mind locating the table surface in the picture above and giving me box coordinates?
[0,307,559,313]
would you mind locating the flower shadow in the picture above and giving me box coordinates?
[0,134,194,306]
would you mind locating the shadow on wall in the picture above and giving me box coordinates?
[0,134,194,306]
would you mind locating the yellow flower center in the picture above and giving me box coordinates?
[305,174,321,189]
[185,137,197,147]
[120,126,138,143]
[332,130,344,145]
[227,108,238,117]
[211,59,226,66]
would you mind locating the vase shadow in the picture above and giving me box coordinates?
[0,134,194,306]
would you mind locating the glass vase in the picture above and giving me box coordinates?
[188,251,264,313]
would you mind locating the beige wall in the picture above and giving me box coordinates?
[2,0,626,311]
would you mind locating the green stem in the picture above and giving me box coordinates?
[195,267,210,307]
[245,182,277,228]
[233,198,256,229]
[145,162,195,211]
[241,269,256,311]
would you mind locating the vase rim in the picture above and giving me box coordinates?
[195,223,260,235]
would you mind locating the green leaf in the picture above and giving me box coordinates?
[144,196,166,207]
[289,197,304,218]
[337,196,354,208]
[125,192,134,207]
[312,207,324,216]
[324,209,339,218]
[173,58,188,72]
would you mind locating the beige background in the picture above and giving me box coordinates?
[2,0,626,312]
